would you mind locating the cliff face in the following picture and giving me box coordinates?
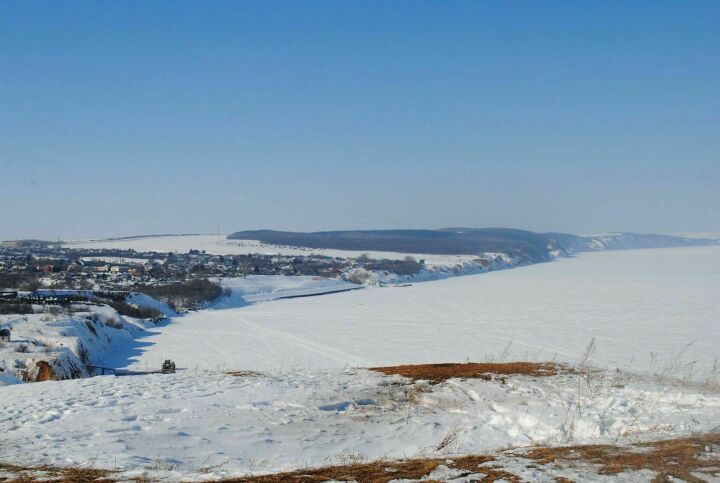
[0,305,144,385]
[558,232,719,253]
[31,360,58,382]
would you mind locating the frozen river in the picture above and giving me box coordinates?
[115,246,720,377]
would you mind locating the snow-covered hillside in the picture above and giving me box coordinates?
[352,251,527,285]
[573,232,719,252]
[2,367,719,481]
[65,232,718,282]
[65,234,478,267]
[0,292,176,386]
[64,234,551,288]
[0,306,142,385]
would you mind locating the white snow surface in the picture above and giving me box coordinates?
[2,368,719,480]
[214,275,360,307]
[116,246,720,378]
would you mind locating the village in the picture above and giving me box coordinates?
[0,240,423,294]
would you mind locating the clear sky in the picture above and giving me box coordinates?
[1,1,718,240]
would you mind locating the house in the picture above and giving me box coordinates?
[128,266,144,277]
[110,265,129,274]
[67,262,82,272]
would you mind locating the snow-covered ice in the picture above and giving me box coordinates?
[214,275,360,306]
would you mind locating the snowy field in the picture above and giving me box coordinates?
[64,234,478,266]
[214,276,360,307]
[2,368,719,481]
[116,246,720,378]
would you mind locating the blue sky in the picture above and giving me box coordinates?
[1,1,718,240]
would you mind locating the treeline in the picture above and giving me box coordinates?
[0,273,41,291]
[0,298,162,320]
[228,228,559,258]
[362,256,422,276]
[105,301,163,320]
[0,303,34,315]
[0,286,162,320]
[0,273,95,292]
[134,278,224,311]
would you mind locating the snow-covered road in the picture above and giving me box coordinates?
[115,246,720,377]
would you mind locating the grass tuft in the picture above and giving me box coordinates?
[370,361,568,383]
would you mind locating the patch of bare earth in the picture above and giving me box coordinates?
[2,434,717,482]
[0,463,114,482]
[370,361,567,383]
[228,455,519,482]
[525,432,720,482]
[34,361,56,382]
[224,370,261,378]
[230,434,720,481]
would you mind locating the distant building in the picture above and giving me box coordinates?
[128,266,144,277]
[1,240,49,249]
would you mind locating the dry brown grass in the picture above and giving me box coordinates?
[232,458,442,482]
[229,455,518,482]
[0,463,114,482]
[526,432,720,482]
[34,361,56,382]
[224,370,261,378]
[370,361,566,383]
[3,433,717,482]
[452,455,521,482]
